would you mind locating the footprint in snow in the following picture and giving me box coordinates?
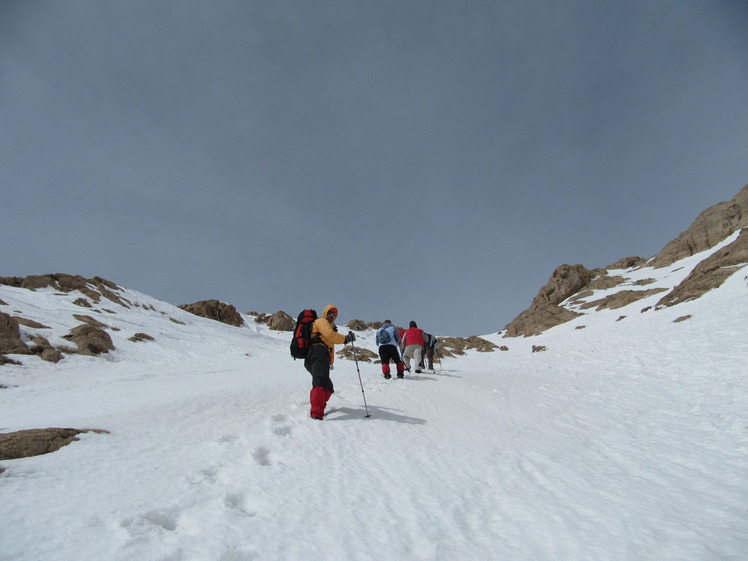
[121,508,179,534]
[252,446,272,466]
[270,413,292,437]
[224,492,257,518]
[217,548,260,561]
[184,465,219,486]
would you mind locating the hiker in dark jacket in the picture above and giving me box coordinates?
[376,320,405,379]
[400,321,426,373]
[305,304,355,420]
[423,332,439,371]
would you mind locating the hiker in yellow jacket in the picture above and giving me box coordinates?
[305,304,355,419]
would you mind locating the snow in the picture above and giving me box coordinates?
[1,251,747,560]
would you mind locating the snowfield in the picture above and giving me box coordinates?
[1,249,747,560]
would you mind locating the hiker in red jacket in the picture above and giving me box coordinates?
[400,321,426,374]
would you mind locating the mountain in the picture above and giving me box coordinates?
[503,183,748,337]
[1,186,747,560]
[2,185,746,363]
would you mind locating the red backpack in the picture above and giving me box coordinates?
[290,309,317,360]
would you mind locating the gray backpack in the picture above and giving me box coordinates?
[377,326,393,345]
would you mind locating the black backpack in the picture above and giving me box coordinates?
[290,309,317,359]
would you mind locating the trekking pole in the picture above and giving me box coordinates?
[350,340,371,418]
[437,349,443,371]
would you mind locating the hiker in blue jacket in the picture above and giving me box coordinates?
[376,320,405,379]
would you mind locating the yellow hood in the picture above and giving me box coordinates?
[322,304,338,318]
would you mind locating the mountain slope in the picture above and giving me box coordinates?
[1,238,747,560]
[1,186,747,560]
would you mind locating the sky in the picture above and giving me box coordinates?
[2,0,747,337]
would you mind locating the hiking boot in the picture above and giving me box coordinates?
[415,369,422,374]
[397,373,404,379]
[384,373,391,379]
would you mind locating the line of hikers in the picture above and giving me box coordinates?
[375,320,440,379]
[297,305,440,419]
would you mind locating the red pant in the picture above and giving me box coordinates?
[310,386,333,419]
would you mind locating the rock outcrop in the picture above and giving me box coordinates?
[0,313,32,357]
[579,288,668,311]
[128,332,155,343]
[650,184,748,268]
[502,184,748,337]
[503,264,593,337]
[0,355,21,366]
[179,300,244,327]
[656,227,748,307]
[265,311,294,331]
[606,256,647,270]
[0,428,108,460]
[62,324,115,356]
[0,274,129,307]
[439,336,499,356]
[337,345,378,362]
[29,336,63,363]
[347,319,368,331]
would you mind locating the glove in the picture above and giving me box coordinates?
[344,332,356,344]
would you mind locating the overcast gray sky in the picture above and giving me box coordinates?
[2,0,747,337]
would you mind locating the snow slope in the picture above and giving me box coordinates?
[1,244,747,561]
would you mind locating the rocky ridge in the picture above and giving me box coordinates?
[503,184,748,337]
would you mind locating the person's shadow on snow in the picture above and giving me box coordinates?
[325,406,425,424]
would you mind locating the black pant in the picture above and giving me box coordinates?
[378,344,403,365]
[305,344,334,392]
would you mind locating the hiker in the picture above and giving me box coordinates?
[305,304,356,420]
[376,319,405,379]
[423,332,439,371]
[401,321,426,374]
